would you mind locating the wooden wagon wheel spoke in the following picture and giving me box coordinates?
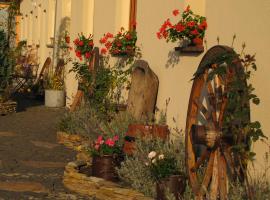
[185,45,250,199]
[200,151,215,196]
[218,154,228,200]
[191,148,211,172]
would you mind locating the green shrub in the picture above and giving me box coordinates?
[116,133,186,198]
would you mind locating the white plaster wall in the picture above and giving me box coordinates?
[136,0,198,130]
[205,0,270,174]
[65,0,94,106]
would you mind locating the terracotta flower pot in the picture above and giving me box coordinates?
[156,175,186,200]
[123,124,169,155]
[92,155,119,182]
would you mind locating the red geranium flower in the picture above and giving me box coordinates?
[156,32,162,39]
[191,29,199,35]
[88,41,94,46]
[100,37,107,44]
[78,40,84,46]
[172,9,179,16]
[65,36,70,44]
[106,32,113,38]
[101,48,107,55]
[85,52,91,59]
[125,33,132,40]
[175,23,185,32]
[74,38,79,45]
[187,21,195,28]
[193,37,203,45]
[105,41,112,49]
[75,50,81,58]
[200,20,207,29]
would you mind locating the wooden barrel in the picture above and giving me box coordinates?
[123,124,169,155]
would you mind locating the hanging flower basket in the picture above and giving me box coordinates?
[99,28,138,57]
[157,5,207,54]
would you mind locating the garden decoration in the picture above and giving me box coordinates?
[185,45,264,200]
[90,135,122,182]
[157,5,207,53]
[127,60,159,120]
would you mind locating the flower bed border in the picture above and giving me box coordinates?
[63,160,153,200]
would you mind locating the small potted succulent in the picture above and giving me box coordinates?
[147,151,186,200]
[99,27,138,56]
[90,135,122,182]
[157,5,207,51]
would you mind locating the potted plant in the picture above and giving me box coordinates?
[147,151,186,200]
[157,5,207,52]
[44,69,66,107]
[90,135,122,182]
[99,28,138,56]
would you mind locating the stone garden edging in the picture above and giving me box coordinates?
[63,160,153,200]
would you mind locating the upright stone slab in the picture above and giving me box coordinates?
[127,60,159,120]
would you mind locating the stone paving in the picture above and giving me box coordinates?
[0,96,91,199]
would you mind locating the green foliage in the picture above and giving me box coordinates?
[58,101,101,140]
[193,47,266,165]
[0,29,14,97]
[116,134,186,198]
[148,155,180,181]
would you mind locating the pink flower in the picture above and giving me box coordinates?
[95,144,100,150]
[113,135,119,141]
[172,9,179,16]
[105,138,115,147]
[96,135,104,144]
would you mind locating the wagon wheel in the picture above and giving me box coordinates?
[185,45,250,200]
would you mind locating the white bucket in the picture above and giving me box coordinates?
[45,90,66,107]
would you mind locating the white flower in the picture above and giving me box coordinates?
[148,151,157,159]
[152,158,156,164]
[145,162,149,166]
[158,154,164,160]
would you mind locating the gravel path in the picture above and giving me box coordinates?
[0,95,90,200]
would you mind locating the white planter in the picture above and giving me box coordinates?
[45,89,66,107]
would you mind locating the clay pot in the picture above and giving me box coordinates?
[92,155,119,182]
[123,124,169,155]
[156,175,186,200]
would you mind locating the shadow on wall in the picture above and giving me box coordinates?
[165,45,205,68]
